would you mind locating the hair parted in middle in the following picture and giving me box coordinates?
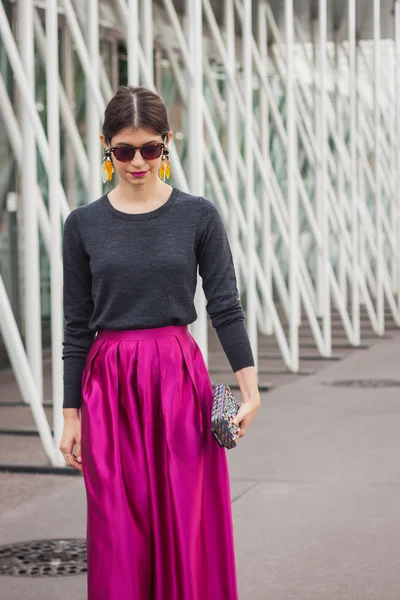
[102,85,171,144]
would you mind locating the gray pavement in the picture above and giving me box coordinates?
[232,332,400,600]
[0,331,400,599]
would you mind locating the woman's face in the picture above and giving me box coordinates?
[100,126,172,187]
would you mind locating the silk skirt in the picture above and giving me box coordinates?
[80,324,239,600]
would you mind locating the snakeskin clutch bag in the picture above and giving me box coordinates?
[211,383,240,449]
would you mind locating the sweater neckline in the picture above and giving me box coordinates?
[103,186,178,221]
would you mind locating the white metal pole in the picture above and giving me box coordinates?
[159,29,187,102]
[349,0,360,344]
[46,0,64,457]
[390,37,397,291]
[0,73,54,257]
[186,0,204,197]
[374,0,384,333]
[141,0,154,85]
[285,0,299,370]
[224,0,241,292]
[18,0,43,402]
[0,276,60,465]
[61,24,78,209]
[357,49,367,303]
[258,0,273,335]
[127,0,139,85]
[313,18,324,318]
[396,1,400,311]
[86,0,102,199]
[243,0,258,368]
[112,37,119,91]
[335,32,347,302]
[318,0,331,354]
[186,0,207,360]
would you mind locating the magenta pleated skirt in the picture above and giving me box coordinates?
[80,324,238,600]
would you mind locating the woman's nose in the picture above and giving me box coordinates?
[131,149,145,166]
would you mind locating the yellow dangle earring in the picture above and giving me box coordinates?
[159,150,171,182]
[102,149,114,183]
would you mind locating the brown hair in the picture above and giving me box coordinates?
[102,85,171,144]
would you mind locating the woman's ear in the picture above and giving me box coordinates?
[165,130,173,147]
[99,133,108,151]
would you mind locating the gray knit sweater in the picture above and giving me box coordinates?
[62,187,254,408]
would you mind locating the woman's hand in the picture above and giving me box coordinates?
[232,365,261,439]
[232,396,260,439]
[59,412,83,471]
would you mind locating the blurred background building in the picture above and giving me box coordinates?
[1,0,400,466]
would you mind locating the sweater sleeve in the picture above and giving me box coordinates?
[197,199,255,372]
[62,210,96,409]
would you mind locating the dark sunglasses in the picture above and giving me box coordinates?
[107,142,167,163]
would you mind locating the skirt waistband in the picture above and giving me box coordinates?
[96,324,189,342]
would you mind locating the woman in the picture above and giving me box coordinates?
[60,85,260,600]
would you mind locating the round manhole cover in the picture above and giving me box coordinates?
[327,379,400,389]
[0,539,86,577]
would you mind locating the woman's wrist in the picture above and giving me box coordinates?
[63,407,80,420]
[234,365,260,403]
